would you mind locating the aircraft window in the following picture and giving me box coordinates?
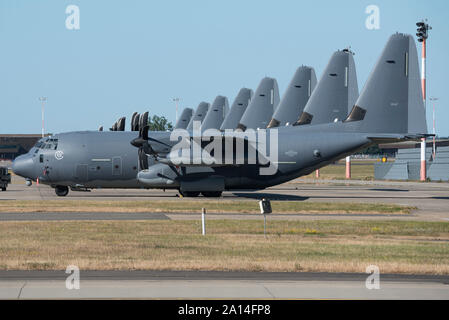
[45,144,52,149]
[34,149,39,154]
[295,85,302,88]
[259,94,265,97]
[238,103,243,106]
[329,73,337,77]
[39,154,44,163]
[386,60,395,64]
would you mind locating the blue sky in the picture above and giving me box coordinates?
[1,0,448,135]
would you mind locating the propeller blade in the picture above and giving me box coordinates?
[118,117,126,131]
[130,112,138,131]
[138,148,149,170]
[139,111,149,132]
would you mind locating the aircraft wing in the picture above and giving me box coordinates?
[366,133,434,144]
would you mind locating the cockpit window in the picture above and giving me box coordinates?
[35,139,58,150]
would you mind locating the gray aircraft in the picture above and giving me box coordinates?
[133,33,428,196]
[220,88,253,130]
[237,77,280,130]
[11,88,258,196]
[201,96,229,131]
[267,66,317,128]
[186,102,210,131]
[13,33,428,198]
[295,49,359,125]
[175,108,193,129]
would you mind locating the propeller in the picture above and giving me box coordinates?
[131,125,151,170]
[131,124,172,170]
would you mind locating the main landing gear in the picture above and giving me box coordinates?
[55,185,69,197]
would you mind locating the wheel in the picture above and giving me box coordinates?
[180,191,200,197]
[201,191,222,197]
[1,187,6,191]
[55,185,69,197]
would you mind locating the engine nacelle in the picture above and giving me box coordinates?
[137,163,179,187]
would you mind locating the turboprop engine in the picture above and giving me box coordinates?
[137,163,179,188]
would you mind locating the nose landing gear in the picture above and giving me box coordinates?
[55,185,69,197]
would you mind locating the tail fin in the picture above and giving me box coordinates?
[175,108,193,129]
[347,33,427,134]
[187,102,210,131]
[295,49,358,125]
[220,88,253,130]
[268,66,317,128]
[237,77,280,130]
[201,95,229,131]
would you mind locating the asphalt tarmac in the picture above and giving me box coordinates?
[1,271,448,299]
[2,177,449,221]
[1,178,449,299]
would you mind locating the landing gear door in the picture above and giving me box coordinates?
[112,156,122,176]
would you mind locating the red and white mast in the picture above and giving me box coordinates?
[416,20,431,181]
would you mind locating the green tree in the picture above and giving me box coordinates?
[147,115,173,131]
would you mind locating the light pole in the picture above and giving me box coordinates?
[416,20,431,181]
[38,97,47,137]
[172,97,180,123]
[429,97,438,159]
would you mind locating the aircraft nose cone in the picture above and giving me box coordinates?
[12,155,34,179]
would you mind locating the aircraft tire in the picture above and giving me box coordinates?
[1,187,6,191]
[55,186,69,197]
[201,191,222,197]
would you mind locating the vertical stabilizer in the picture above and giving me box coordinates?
[296,49,358,125]
[268,66,317,128]
[201,96,229,131]
[187,102,210,131]
[237,77,280,130]
[175,108,193,129]
[220,88,253,130]
[347,33,427,134]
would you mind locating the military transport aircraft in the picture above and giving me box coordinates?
[12,34,428,198]
[11,87,253,196]
[133,33,429,196]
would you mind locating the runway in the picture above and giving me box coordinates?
[2,177,449,221]
[1,271,448,299]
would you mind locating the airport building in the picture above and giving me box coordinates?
[0,134,47,160]
[376,140,449,181]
